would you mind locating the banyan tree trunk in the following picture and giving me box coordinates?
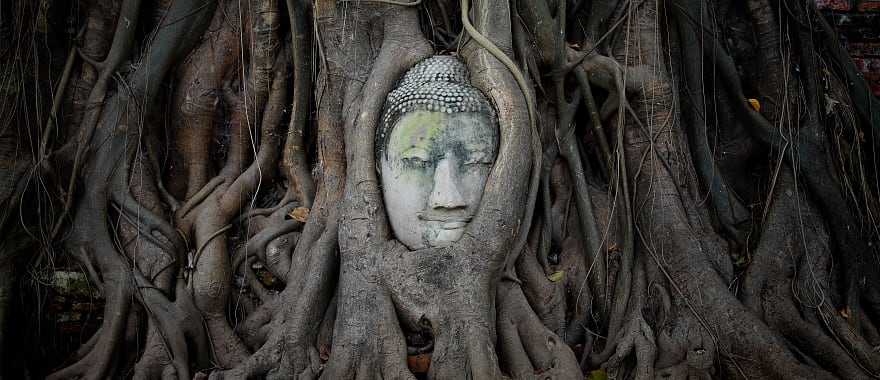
[1,0,879,379]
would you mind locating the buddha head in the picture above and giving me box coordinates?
[377,55,499,250]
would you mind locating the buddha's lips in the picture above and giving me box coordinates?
[416,212,473,224]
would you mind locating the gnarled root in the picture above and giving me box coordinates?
[498,280,581,379]
[741,166,880,379]
[594,257,654,380]
[320,246,412,380]
[209,223,339,380]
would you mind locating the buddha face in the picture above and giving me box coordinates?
[380,110,498,250]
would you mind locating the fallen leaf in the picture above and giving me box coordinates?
[289,207,310,222]
[748,98,761,112]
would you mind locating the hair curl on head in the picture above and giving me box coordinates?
[375,55,496,167]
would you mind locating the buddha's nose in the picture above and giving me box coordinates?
[429,153,467,210]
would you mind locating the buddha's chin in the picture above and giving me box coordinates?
[427,226,465,248]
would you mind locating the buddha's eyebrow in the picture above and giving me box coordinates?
[463,144,495,160]
[463,137,497,153]
[405,138,435,153]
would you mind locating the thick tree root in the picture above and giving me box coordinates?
[208,223,339,380]
[742,167,880,379]
[498,280,582,379]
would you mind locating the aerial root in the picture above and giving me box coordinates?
[516,241,566,332]
[604,313,655,380]
[232,218,301,280]
[214,222,339,379]
[264,230,299,280]
[237,312,272,350]
[207,329,321,380]
[132,270,210,380]
[597,241,651,380]
[69,325,102,362]
[282,0,315,208]
[132,322,176,380]
[818,302,880,377]
[556,237,594,348]
[112,192,184,254]
[236,300,276,349]
[237,197,298,226]
[72,246,105,292]
[177,176,225,218]
[497,280,582,379]
[763,293,873,379]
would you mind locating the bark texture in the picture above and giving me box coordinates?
[2,0,880,379]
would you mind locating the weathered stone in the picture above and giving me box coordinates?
[377,56,499,250]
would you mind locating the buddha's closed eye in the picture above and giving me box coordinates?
[400,147,432,169]
[463,153,493,167]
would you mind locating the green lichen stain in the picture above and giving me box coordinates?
[390,110,446,152]
[52,271,100,298]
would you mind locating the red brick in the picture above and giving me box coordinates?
[857,0,880,11]
[847,42,880,56]
[852,57,880,73]
[818,0,852,10]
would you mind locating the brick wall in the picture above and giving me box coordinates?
[817,0,880,95]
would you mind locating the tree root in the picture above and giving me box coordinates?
[209,224,339,380]
[742,166,879,379]
[205,9,348,371]
[498,280,581,379]
[49,1,218,378]
[112,191,184,254]
[20,0,880,379]
[517,237,566,334]
[598,258,654,380]
[232,216,300,281]
[236,297,277,350]
[282,0,316,208]
[556,88,608,319]
[51,0,144,240]
[175,42,291,368]
[320,249,413,380]
[176,176,226,219]
[133,272,212,380]
[671,0,751,243]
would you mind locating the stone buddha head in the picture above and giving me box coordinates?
[377,56,499,250]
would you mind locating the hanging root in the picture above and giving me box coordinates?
[282,0,316,207]
[209,223,340,380]
[47,0,218,378]
[599,257,655,380]
[207,2,350,374]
